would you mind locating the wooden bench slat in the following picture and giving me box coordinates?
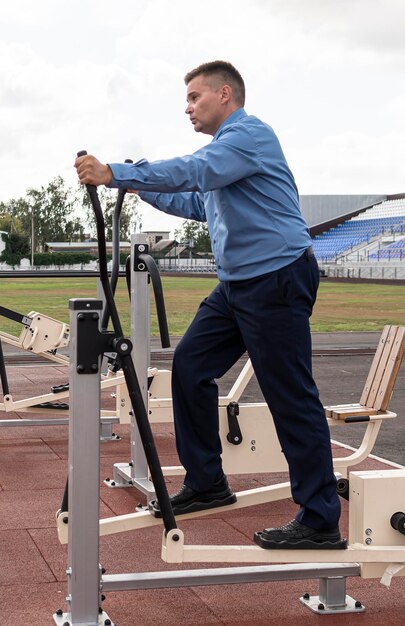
[373,326,405,410]
[330,406,379,420]
[360,325,392,407]
[366,325,398,407]
[324,403,361,418]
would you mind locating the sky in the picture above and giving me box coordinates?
[1,0,404,236]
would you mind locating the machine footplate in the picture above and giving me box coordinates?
[149,493,237,518]
[254,531,348,550]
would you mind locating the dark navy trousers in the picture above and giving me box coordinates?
[171,251,341,529]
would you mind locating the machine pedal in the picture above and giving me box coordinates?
[34,401,69,410]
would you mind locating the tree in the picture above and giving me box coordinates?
[25,176,85,249]
[0,232,30,266]
[0,177,142,263]
[0,197,31,236]
[0,208,25,234]
[174,220,211,253]
[3,177,85,252]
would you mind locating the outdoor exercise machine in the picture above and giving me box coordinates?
[105,242,405,500]
[54,161,405,625]
[0,170,170,440]
[1,179,400,494]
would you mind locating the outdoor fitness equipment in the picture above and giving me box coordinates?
[54,151,177,625]
[54,157,405,625]
[0,169,170,438]
[104,249,404,500]
[0,171,399,492]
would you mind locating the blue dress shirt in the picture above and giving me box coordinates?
[108,108,312,281]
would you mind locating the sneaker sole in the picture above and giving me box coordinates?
[254,531,348,550]
[150,493,237,518]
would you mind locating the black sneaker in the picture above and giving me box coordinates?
[149,475,237,517]
[254,519,347,549]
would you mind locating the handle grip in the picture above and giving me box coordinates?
[76,150,97,193]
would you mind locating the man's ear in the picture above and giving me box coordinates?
[220,84,232,104]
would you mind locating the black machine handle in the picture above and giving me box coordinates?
[226,401,243,445]
[64,151,177,532]
[101,158,133,331]
[391,511,405,536]
[124,252,171,349]
[0,339,10,396]
[138,253,170,348]
[0,305,34,397]
[99,159,170,349]
[0,305,32,327]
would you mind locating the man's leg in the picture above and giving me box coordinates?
[230,253,343,547]
[172,281,245,489]
[150,282,245,516]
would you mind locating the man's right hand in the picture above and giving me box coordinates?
[74,154,113,186]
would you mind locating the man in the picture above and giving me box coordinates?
[76,60,345,549]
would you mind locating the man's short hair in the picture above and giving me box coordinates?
[184,61,245,107]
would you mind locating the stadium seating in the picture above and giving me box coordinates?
[369,238,405,261]
[312,198,405,262]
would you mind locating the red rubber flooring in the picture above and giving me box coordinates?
[0,362,404,626]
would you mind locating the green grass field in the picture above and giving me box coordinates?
[0,275,404,337]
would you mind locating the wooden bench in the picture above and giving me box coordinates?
[324,325,405,477]
[324,325,405,420]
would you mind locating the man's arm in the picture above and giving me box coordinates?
[107,126,259,194]
[74,154,205,221]
[140,190,206,222]
[75,123,260,192]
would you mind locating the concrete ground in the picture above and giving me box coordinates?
[0,332,404,625]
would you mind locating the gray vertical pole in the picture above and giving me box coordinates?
[67,298,102,626]
[129,233,155,499]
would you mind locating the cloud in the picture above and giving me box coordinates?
[267,0,405,57]
[0,0,404,235]
[290,128,405,195]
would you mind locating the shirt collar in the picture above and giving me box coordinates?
[213,108,247,140]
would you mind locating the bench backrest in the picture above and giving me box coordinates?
[360,325,405,411]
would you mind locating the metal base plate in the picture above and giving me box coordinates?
[104,463,156,498]
[53,610,115,625]
[300,594,365,614]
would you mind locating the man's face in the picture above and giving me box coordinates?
[185,75,225,136]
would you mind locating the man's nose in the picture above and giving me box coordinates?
[185,103,192,115]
